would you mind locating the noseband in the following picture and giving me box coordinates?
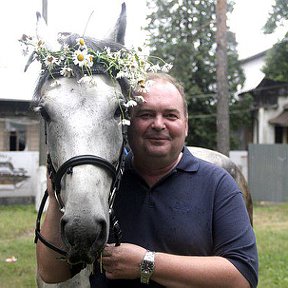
[34,143,126,258]
[48,154,120,212]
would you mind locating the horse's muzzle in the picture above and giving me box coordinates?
[61,214,108,264]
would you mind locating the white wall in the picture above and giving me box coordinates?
[240,56,265,93]
[256,97,288,144]
[0,151,39,198]
[229,150,248,181]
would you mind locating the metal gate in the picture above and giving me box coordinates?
[248,144,288,202]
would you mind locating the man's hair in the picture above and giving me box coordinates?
[146,73,188,116]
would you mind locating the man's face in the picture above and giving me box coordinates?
[128,80,188,163]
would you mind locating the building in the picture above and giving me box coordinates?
[238,49,288,202]
[0,99,40,205]
[239,50,288,146]
[0,99,39,151]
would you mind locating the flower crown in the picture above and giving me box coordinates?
[19,35,172,125]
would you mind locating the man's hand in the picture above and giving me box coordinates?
[101,243,146,280]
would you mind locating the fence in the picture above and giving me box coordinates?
[248,144,288,202]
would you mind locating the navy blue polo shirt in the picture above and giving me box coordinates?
[91,146,258,287]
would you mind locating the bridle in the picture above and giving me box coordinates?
[34,66,130,263]
[34,123,127,261]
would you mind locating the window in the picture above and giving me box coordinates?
[5,119,27,151]
[9,130,26,151]
[275,126,283,143]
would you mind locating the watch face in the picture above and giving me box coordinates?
[141,260,154,273]
[140,251,155,284]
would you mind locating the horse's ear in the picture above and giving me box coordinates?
[36,12,61,51]
[106,2,127,45]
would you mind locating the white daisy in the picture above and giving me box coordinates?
[121,119,131,126]
[86,54,94,68]
[60,67,74,78]
[162,63,173,72]
[76,37,87,49]
[73,49,88,67]
[44,54,59,69]
[124,100,137,108]
[134,96,146,103]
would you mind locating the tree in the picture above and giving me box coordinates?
[216,0,229,155]
[262,0,288,82]
[145,0,246,150]
[263,0,288,34]
[262,41,288,82]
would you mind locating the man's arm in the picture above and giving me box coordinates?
[36,178,72,283]
[102,243,250,288]
[152,252,250,288]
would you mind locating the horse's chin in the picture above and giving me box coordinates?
[66,246,103,265]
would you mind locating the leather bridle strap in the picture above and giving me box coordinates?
[52,155,117,211]
[34,149,125,256]
[34,189,67,257]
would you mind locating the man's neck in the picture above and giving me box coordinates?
[133,153,183,187]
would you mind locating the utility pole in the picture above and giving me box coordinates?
[42,0,48,23]
[216,0,230,156]
[36,0,48,211]
[39,0,48,167]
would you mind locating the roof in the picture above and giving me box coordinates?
[239,78,288,96]
[269,104,288,127]
[240,50,268,65]
[0,99,34,118]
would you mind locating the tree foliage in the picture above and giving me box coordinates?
[262,0,288,82]
[144,0,247,149]
[263,0,288,34]
[262,41,288,82]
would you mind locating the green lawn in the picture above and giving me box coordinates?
[0,203,287,287]
[0,205,36,288]
[253,202,288,287]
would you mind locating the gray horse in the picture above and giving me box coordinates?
[23,4,252,287]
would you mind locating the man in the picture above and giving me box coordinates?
[37,73,258,287]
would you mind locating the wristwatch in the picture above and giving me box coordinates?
[140,250,155,284]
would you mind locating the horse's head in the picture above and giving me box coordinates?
[31,4,128,265]
[21,3,171,265]
[38,74,125,264]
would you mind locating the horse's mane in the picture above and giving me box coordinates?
[33,33,130,105]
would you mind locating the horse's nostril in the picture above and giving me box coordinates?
[61,216,75,247]
[96,219,107,245]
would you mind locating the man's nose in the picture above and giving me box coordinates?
[151,116,166,130]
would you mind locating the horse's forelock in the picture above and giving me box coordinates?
[33,33,129,105]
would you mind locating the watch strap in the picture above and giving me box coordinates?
[140,250,155,284]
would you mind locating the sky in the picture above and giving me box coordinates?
[229,0,287,59]
[0,0,287,100]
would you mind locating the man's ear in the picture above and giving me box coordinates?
[185,118,188,137]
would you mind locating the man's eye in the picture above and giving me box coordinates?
[166,114,178,120]
[138,113,153,119]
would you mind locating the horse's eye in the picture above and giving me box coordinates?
[114,106,122,119]
[39,107,51,122]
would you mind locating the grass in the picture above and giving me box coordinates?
[253,202,288,287]
[0,202,288,287]
[0,205,37,288]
